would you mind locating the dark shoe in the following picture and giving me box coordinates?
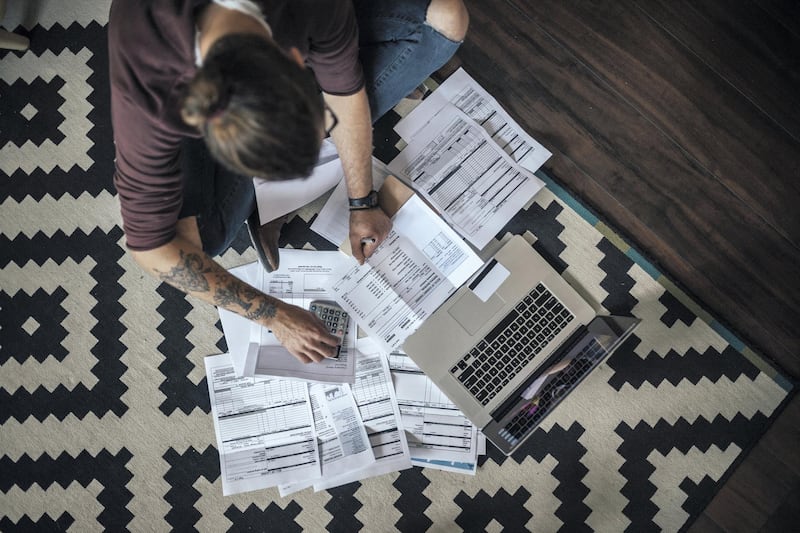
[247,210,286,272]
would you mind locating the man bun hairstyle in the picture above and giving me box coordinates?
[181,34,324,180]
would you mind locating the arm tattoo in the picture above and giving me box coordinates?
[213,275,277,320]
[243,297,277,321]
[155,250,212,293]
[156,249,277,320]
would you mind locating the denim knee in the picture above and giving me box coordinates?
[356,0,463,120]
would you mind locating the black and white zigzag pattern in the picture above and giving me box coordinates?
[0,3,792,531]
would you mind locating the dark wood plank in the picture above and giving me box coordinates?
[508,0,800,245]
[686,512,726,533]
[724,445,797,520]
[759,484,800,533]
[636,0,800,142]
[458,0,800,375]
[760,393,800,476]
[757,0,800,37]
[704,483,769,532]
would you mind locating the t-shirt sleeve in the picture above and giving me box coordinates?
[111,104,184,252]
[108,0,197,251]
[305,0,364,95]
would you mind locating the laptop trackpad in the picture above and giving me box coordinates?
[448,290,506,335]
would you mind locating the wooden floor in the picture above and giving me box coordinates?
[456,0,799,530]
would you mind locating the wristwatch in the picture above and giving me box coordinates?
[348,190,379,211]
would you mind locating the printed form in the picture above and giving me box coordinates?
[279,382,374,497]
[203,354,320,496]
[389,350,481,474]
[314,339,412,490]
[330,194,484,353]
[394,67,552,175]
[389,103,545,250]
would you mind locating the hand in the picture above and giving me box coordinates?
[349,208,392,264]
[267,301,341,364]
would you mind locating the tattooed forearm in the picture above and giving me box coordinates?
[213,275,277,319]
[244,298,277,320]
[155,250,213,292]
[153,247,277,322]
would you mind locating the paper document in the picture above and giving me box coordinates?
[330,194,484,352]
[389,104,545,249]
[389,350,479,474]
[314,339,412,490]
[243,249,358,383]
[395,68,552,174]
[204,354,320,496]
[254,138,343,223]
[279,382,375,496]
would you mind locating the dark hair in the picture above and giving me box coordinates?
[181,34,324,180]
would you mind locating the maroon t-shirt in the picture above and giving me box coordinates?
[108,0,364,251]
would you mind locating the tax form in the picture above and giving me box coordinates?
[203,354,320,496]
[389,350,480,474]
[313,339,412,490]
[389,103,545,249]
[394,67,552,175]
[330,193,484,353]
[278,382,374,497]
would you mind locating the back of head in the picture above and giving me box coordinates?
[181,34,324,180]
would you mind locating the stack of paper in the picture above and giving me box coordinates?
[205,345,412,497]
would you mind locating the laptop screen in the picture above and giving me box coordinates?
[483,331,617,454]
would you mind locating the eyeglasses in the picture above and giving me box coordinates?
[323,102,338,137]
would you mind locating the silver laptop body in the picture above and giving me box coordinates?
[402,235,639,454]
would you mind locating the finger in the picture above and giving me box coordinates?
[292,351,314,364]
[351,236,365,264]
[307,351,326,363]
[300,335,336,362]
[318,335,340,356]
[359,237,377,259]
[306,344,332,363]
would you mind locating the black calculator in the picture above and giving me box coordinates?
[309,300,349,358]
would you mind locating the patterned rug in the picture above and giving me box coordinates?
[1,3,794,531]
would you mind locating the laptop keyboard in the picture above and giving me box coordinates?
[449,283,574,406]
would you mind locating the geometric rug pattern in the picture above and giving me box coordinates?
[1,2,793,531]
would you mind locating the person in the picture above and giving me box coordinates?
[107,0,468,364]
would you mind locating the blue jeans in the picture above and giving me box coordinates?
[355,0,462,120]
[182,0,462,256]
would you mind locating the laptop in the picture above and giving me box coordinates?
[402,234,639,455]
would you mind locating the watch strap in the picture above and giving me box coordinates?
[348,190,379,210]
